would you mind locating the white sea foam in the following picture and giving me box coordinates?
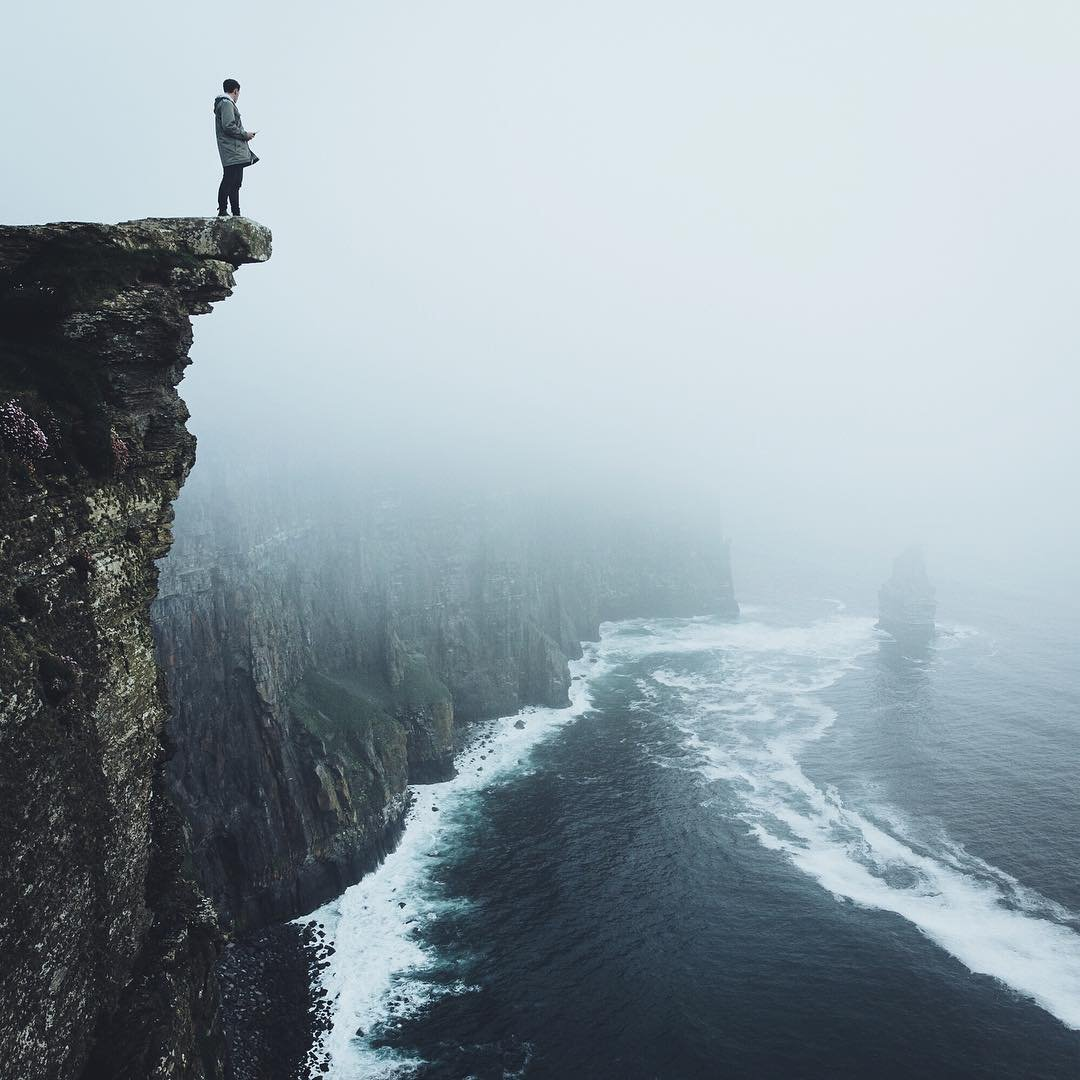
[933,621,982,653]
[310,607,1080,1077]
[306,648,602,1079]
[620,610,1080,1031]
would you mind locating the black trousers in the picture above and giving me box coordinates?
[218,163,245,214]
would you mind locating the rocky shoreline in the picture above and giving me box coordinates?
[218,920,332,1080]
[216,804,414,1079]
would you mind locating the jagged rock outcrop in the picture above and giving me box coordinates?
[878,546,936,645]
[0,217,270,1080]
[153,475,739,930]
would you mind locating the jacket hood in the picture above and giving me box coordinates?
[214,94,232,111]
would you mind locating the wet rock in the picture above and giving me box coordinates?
[217,919,327,1080]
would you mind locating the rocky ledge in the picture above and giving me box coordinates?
[0,217,270,1080]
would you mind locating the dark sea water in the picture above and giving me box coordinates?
[308,578,1080,1078]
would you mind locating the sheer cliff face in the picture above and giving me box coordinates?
[154,483,739,930]
[0,219,270,1080]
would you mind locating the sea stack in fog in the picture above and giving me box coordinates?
[878,547,936,644]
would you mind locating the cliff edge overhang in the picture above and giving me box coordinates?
[0,217,270,1080]
[1,216,270,313]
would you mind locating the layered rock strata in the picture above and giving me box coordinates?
[0,217,270,1080]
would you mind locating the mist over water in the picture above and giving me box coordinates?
[630,615,1080,1032]
[309,572,1080,1078]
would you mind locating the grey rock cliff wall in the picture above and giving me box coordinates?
[154,478,739,931]
[0,217,270,1080]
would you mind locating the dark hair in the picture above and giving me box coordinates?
[223,78,240,94]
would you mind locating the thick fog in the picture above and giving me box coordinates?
[6,1,1079,586]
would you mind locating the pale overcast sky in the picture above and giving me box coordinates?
[5,1,1079,578]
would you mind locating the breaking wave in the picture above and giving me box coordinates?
[309,607,1080,1080]
[306,647,603,1078]
[602,613,1080,1031]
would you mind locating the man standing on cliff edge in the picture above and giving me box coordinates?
[214,78,258,217]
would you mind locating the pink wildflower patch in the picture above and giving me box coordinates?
[0,401,48,460]
[110,429,131,471]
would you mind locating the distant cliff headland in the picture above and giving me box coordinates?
[0,218,737,1079]
[154,473,739,932]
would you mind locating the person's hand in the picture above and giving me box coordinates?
[247,131,257,140]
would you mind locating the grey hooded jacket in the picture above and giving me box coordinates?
[214,94,254,167]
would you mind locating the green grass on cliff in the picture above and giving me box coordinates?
[289,671,401,756]
[289,656,450,754]
[392,655,452,709]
